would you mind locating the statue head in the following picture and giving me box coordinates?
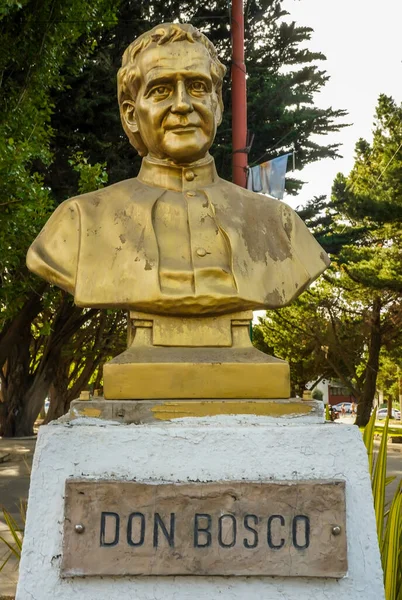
[117,23,226,163]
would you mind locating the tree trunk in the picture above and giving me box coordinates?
[0,293,94,436]
[0,284,46,367]
[45,382,71,423]
[356,297,382,427]
[15,374,53,436]
[387,395,393,419]
[0,316,33,436]
[0,286,48,436]
[43,309,125,423]
[0,292,120,435]
[44,345,103,423]
[0,338,52,437]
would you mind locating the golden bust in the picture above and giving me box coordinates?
[27,22,329,317]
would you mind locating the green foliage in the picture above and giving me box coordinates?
[327,95,402,424]
[69,152,108,195]
[330,95,402,290]
[372,416,389,542]
[363,409,376,475]
[383,482,402,599]
[253,280,368,398]
[255,94,402,426]
[45,0,347,200]
[377,357,402,408]
[244,5,348,194]
[311,388,323,401]
[363,413,402,599]
[0,0,121,436]
[0,0,119,324]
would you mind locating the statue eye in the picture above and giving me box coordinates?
[189,81,207,94]
[149,85,171,98]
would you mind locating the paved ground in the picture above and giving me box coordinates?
[0,419,401,598]
[0,438,35,599]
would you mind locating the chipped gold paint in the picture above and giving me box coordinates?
[79,407,102,418]
[151,400,313,420]
[69,398,322,425]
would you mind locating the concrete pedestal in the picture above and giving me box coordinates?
[16,409,384,600]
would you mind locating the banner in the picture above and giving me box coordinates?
[247,154,290,199]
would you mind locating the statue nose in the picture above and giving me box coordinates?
[171,81,193,114]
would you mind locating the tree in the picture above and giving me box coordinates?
[44,309,126,423]
[244,3,348,194]
[255,95,402,427]
[329,95,402,425]
[45,0,348,200]
[0,0,120,436]
[254,280,369,399]
[376,353,402,410]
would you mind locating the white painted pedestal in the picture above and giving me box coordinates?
[16,410,385,600]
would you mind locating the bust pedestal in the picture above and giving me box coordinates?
[103,311,290,399]
[17,400,384,600]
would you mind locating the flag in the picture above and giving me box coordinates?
[246,165,263,192]
[260,154,290,199]
[247,154,290,199]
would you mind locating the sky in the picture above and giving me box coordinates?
[280,0,402,209]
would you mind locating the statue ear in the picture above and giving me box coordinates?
[215,103,223,127]
[121,100,139,133]
[214,92,223,127]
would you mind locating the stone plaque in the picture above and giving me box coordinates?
[61,480,347,578]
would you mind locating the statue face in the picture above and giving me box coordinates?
[123,41,221,163]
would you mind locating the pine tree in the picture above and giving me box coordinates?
[45,0,348,201]
[330,95,402,425]
[256,95,402,426]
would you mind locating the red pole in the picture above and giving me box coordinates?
[231,0,247,188]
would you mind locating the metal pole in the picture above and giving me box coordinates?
[231,0,247,188]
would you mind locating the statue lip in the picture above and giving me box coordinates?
[165,123,200,132]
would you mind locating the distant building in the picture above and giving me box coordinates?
[328,382,355,406]
[307,379,355,406]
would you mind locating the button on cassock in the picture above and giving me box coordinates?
[185,170,195,182]
[196,248,207,257]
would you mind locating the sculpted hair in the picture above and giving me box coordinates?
[117,22,226,155]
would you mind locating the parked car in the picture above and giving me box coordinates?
[332,402,353,414]
[377,408,401,421]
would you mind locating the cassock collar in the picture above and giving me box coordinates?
[137,153,219,192]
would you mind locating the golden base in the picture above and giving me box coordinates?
[103,346,290,400]
[103,310,290,400]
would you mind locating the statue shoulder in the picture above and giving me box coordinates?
[26,178,142,293]
[64,177,141,210]
[214,180,329,277]
[216,178,287,217]
[275,199,331,274]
